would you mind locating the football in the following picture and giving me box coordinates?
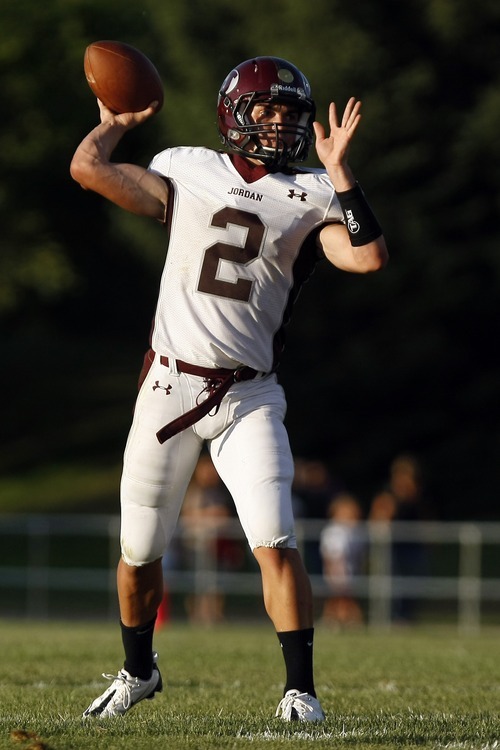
[84,40,164,114]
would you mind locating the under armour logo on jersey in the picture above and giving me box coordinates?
[288,189,307,201]
[153,381,172,395]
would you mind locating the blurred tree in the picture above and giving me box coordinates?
[0,0,499,517]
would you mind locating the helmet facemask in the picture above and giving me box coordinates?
[226,92,314,168]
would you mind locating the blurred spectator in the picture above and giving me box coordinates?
[292,458,343,574]
[369,454,430,623]
[180,453,244,625]
[369,490,398,523]
[156,545,179,630]
[292,458,339,519]
[320,493,366,628]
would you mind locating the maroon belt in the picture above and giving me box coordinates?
[155,354,260,443]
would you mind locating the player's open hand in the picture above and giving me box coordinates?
[313,98,362,170]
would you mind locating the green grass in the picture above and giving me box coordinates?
[1,620,499,749]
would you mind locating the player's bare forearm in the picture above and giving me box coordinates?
[314,98,388,272]
[320,223,388,273]
[70,107,168,221]
[348,235,388,272]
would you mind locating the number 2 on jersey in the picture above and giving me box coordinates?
[197,207,265,301]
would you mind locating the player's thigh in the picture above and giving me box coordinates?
[120,428,201,565]
[210,401,295,549]
[120,362,202,564]
[123,355,204,490]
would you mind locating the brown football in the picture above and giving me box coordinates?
[84,40,164,114]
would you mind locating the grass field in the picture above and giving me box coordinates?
[0,620,499,750]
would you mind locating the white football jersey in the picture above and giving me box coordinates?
[148,146,343,372]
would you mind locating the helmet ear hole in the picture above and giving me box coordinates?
[217,56,315,168]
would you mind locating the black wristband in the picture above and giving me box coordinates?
[336,182,383,247]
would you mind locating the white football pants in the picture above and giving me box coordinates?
[120,353,297,565]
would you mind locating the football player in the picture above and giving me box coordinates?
[71,56,388,722]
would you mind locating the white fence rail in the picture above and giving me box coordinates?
[1,514,499,631]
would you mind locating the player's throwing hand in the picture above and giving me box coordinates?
[97,98,158,129]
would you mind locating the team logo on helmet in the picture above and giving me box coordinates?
[224,71,239,95]
[277,68,294,83]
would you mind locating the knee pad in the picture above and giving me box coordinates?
[120,505,169,566]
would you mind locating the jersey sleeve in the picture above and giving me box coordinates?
[148,149,173,177]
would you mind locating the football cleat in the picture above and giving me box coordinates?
[83,653,162,718]
[275,689,325,722]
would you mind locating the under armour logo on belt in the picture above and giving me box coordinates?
[153,381,172,395]
[288,189,307,201]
